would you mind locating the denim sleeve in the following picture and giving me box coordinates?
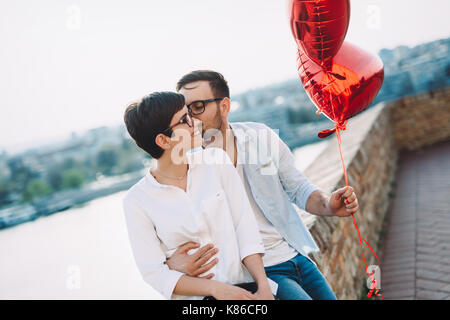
[265,125,321,211]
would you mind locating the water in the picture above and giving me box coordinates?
[0,140,329,299]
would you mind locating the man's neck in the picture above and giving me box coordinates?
[204,120,238,167]
[204,122,238,167]
[223,123,238,167]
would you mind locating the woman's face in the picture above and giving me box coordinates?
[166,106,202,162]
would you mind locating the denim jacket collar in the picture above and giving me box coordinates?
[229,122,272,169]
[229,122,251,145]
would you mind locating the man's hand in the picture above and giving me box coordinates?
[165,242,219,278]
[328,186,359,217]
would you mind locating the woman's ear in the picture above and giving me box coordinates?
[155,133,171,151]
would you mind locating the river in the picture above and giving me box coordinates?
[0,140,329,299]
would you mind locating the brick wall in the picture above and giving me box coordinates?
[300,86,450,299]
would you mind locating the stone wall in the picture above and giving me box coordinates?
[300,86,450,299]
[390,86,450,151]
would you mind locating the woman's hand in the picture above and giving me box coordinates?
[254,282,275,300]
[210,281,257,300]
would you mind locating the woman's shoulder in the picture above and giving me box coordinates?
[122,176,158,212]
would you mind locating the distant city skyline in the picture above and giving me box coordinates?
[1,0,450,152]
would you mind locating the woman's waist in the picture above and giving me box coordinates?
[166,240,249,283]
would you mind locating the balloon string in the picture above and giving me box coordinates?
[335,127,383,300]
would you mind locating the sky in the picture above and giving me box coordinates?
[1,0,449,153]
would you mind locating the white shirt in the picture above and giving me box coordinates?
[236,163,298,267]
[122,148,265,300]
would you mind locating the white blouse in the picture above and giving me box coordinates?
[122,148,265,300]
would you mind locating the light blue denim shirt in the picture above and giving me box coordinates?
[229,121,321,261]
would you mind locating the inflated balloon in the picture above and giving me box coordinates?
[289,0,384,300]
[297,41,384,138]
[289,0,351,68]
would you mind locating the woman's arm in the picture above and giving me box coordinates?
[174,275,257,300]
[123,196,184,299]
[211,148,273,299]
[242,254,275,300]
[213,148,265,261]
[123,194,257,300]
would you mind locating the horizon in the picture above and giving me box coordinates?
[1,0,450,153]
[2,36,447,156]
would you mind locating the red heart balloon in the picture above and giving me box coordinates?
[289,0,351,67]
[297,41,384,138]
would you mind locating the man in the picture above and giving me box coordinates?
[166,70,359,300]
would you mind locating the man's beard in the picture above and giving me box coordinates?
[214,106,223,132]
[202,106,223,147]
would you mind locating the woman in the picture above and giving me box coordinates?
[122,91,274,300]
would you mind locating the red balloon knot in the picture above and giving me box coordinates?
[334,120,348,131]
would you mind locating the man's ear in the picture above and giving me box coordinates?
[220,97,231,117]
[155,133,171,151]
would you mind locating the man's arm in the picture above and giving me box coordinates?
[265,125,359,217]
[265,124,321,211]
[306,186,360,217]
[305,189,334,216]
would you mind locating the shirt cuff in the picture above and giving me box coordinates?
[240,243,265,262]
[299,183,321,211]
[155,269,185,300]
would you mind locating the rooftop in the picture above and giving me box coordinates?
[380,139,450,299]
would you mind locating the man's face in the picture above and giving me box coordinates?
[179,81,223,135]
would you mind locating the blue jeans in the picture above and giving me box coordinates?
[264,254,337,300]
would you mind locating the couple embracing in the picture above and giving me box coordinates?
[122,70,359,300]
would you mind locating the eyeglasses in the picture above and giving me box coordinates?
[162,112,193,136]
[187,98,225,115]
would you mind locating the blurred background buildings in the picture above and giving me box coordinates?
[1,38,449,227]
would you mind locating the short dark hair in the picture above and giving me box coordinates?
[176,70,230,98]
[124,91,185,159]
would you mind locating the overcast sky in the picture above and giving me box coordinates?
[1,0,449,152]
